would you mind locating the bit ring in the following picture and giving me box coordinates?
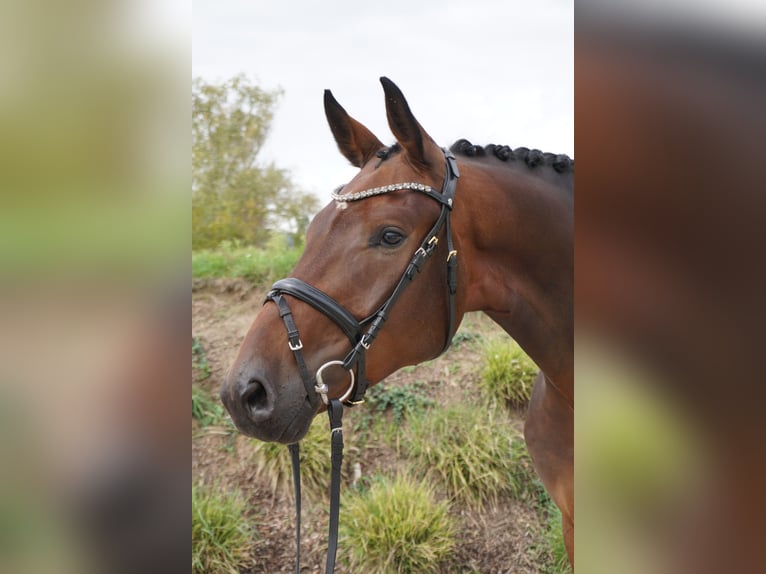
[315,360,355,405]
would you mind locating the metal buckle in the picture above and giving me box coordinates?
[288,339,303,351]
[360,335,371,350]
[447,250,458,262]
[415,236,439,259]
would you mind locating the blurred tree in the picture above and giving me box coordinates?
[192,75,317,249]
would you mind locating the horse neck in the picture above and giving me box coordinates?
[455,160,573,400]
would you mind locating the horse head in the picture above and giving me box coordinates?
[221,78,465,443]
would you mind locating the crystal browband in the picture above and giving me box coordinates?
[331,182,437,203]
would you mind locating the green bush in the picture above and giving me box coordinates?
[340,474,455,573]
[250,415,331,499]
[402,404,538,509]
[479,338,538,408]
[192,237,303,284]
[192,483,253,574]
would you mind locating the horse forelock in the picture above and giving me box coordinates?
[374,142,402,161]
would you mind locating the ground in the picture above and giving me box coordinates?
[192,279,556,573]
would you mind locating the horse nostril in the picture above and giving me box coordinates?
[241,379,271,415]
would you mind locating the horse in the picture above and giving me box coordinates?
[221,77,574,568]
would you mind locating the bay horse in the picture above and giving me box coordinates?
[221,77,573,568]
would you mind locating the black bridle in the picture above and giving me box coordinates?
[264,148,459,573]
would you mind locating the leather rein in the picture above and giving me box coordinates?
[264,148,459,573]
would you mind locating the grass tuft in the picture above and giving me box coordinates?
[479,338,538,408]
[192,483,253,574]
[341,474,455,573]
[402,404,539,509]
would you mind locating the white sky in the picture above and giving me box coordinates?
[193,0,573,200]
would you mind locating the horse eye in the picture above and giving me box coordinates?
[380,229,404,247]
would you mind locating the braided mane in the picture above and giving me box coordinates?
[449,139,573,174]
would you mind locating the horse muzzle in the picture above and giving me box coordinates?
[220,367,317,444]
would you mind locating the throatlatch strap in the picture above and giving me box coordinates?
[441,149,459,352]
[288,442,301,574]
[326,399,344,573]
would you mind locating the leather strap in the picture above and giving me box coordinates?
[269,278,361,345]
[325,399,344,573]
[272,294,314,398]
[287,401,344,574]
[441,149,460,353]
[288,442,301,574]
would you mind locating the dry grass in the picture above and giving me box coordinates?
[340,474,455,573]
[479,337,538,408]
[192,483,254,574]
[401,403,538,509]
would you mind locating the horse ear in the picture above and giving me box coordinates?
[380,77,442,169]
[324,89,384,168]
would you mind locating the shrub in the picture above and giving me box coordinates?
[250,415,332,499]
[340,474,455,573]
[479,338,538,408]
[192,483,253,574]
[402,404,538,508]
